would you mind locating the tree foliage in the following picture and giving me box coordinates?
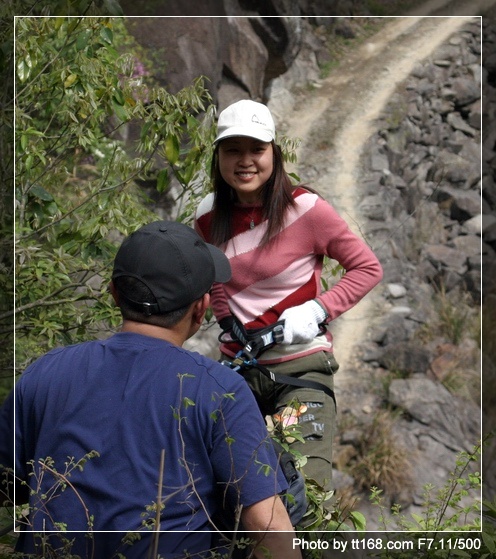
[10,15,216,382]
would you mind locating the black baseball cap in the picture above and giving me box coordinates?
[112,221,231,315]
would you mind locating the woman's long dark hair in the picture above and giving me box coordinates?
[209,141,297,247]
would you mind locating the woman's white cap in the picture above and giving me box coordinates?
[215,99,276,144]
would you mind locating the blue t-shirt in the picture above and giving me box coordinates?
[0,332,287,558]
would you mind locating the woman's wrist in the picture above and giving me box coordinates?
[312,299,329,323]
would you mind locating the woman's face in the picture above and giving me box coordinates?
[217,136,274,204]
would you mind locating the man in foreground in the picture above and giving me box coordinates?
[0,220,301,559]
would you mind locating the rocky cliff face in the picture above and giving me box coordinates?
[335,18,485,526]
[125,15,344,108]
[265,16,486,526]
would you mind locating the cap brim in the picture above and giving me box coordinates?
[206,243,231,283]
[214,128,274,144]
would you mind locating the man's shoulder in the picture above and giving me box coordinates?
[19,339,99,377]
[27,339,91,363]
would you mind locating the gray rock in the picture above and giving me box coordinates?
[450,189,483,221]
[446,112,478,137]
[378,342,431,374]
[359,194,388,220]
[451,234,481,256]
[388,377,479,450]
[422,244,468,274]
[449,77,481,107]
[386,283,407,298]
[463,213,496,235]
[430,149,479,186]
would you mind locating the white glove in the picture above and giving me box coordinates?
[280,300,328,345]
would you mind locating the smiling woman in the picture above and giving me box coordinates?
[194,100,383,514]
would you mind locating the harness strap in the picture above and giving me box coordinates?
[252,361,336,408]
[223,351,336,408]
[228,317,285,355]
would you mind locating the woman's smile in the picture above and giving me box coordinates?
[218,137,274,204]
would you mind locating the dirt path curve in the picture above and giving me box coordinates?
[277,1,492,383]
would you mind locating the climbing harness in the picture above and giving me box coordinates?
[219,317,285,355]
[219,317,336,406]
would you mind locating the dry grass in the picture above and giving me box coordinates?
[348,410,412,497]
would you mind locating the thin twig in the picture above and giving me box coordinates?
[38,460,93,532]
[227,504,243,559]
[148,449,166,559]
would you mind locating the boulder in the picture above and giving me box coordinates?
[422,243,468,275]
[388,376,480,451]
[449,76,481,107]
[429,149,479,187]
[125,16,302,105]
[378,342,431,375]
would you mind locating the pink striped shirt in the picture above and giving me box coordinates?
[194,187,383,363]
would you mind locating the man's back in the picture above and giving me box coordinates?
[10,331,285,558]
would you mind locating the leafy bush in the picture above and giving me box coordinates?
[13,16,216,376]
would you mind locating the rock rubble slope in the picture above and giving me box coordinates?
[270,13,489,524]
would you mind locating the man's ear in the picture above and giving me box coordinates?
[109,281,119,305]
[192,293,210,325]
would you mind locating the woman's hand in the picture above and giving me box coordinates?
[279,300,328,344]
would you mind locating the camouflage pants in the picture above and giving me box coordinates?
[223,350,339,493]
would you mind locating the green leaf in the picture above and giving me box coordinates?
[411,513,429,529]
[111,99,128,122]
[164,135,180,165]
[181,164,194,185]
[76,30,91,51]
[140,121,153,142]
[156,169,169,193]
[25,128,44,136]
[17,59,29,82]
[102,0,125,15]
[25,52,33,69]
[112,88,125,106]
[67,18,80,34]
[64,73,78,88]
[100,26,113,45]
[349,511,366,531]
[25,154,34,171]
[29,185,53,201]
[54,17,65,30]
[182,397,195,409]
[482,531,496,554]
[449,550,471,558]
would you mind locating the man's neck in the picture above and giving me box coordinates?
[120,320,186,347]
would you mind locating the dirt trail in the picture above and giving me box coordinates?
[278,3,491,381]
